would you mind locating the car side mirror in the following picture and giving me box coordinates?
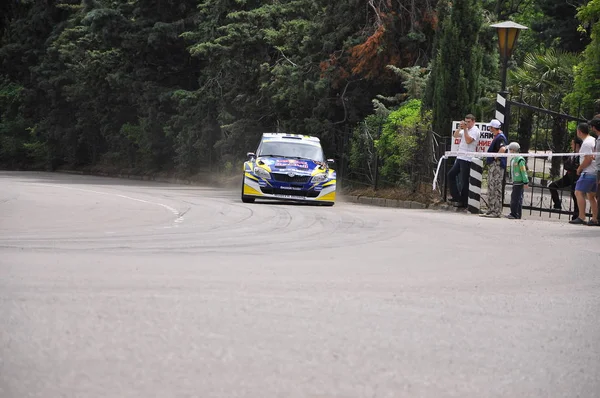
[247,152,256,160]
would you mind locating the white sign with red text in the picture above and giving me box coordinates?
[450,121,494,153]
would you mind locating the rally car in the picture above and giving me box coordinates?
[241,133,336,206]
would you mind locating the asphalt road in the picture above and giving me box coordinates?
[1,171,599,398]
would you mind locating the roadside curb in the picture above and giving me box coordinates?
[342,195,472,213]
[341,195,428,209]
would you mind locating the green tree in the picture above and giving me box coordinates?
[530,0,589,53]
[565,0,600,118]
[508,48,580,176]
[376,99,431,186]
[424,0,485,136]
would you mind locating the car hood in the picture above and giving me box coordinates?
[256,156,327,174]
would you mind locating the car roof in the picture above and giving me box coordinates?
[261,133,321,145]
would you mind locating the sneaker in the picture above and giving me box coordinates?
[506,214,516,219]
[480,213,500,218]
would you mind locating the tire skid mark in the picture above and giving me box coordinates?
[2,203,398,251]
[31,183,184,225]
[179,199,255,231]
[4,179,406,252]
[0,229,404,252]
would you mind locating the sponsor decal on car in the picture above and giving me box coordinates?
[274,159,309,169]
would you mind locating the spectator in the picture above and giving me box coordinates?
[590,116,600,225]
[480,119,507,218]
[548,136,581,220]
[506,142,528,220]
[447,114,481,208]
[569,122,598,226]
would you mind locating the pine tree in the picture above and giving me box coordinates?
[424,0,485,136]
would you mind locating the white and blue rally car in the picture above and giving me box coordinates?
[241,133,336,206]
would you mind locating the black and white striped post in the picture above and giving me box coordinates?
[467,157,483,214]
[495,91,510,213]
[495,92,507,125]
[467,91,508,214]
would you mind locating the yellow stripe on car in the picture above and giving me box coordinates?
[317,192,336,201]
[243,184,263,196]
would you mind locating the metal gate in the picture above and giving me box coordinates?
[502,98,590,219]
[436,98,593,219]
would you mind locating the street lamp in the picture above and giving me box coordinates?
[488,21,528,215]
[491,21,528,92]
[490,21,528,124]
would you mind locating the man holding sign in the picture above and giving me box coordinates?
[447,114,481,208]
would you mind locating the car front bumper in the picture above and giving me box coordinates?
[242,174,336,203]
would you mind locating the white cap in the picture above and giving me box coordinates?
[507,142,521,152]
[489,119,501,128]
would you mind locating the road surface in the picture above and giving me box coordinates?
[1,171,599,398]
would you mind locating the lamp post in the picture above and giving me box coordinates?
[486,21,528,216]
[490,21,528,125]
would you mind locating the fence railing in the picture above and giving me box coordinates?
[337,124,443,195]
[435,96,594,219]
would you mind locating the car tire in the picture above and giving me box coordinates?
[241,177,255,203]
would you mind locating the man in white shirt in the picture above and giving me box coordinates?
[447,114,481,208]
[590,116,600,224]
[569,122,598,225]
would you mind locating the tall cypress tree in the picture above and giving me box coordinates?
[424,0,484,136]
[565,0,600,117]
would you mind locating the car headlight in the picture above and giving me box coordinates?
[254,166,271,180]
[312,173,328,183]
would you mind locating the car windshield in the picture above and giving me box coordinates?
[258,141,324,162]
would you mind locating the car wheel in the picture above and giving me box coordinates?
[242,195,255,203]
[241,177,255,203]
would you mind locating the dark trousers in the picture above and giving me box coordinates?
[510,184,524,219]
[448,159,471,205]
[548,173,579,218]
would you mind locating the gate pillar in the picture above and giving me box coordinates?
[468,157,484,214]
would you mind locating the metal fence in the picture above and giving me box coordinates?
[334,121,444,195]
[503,98,590,219]
[436,96,593,219]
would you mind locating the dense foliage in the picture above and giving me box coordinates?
[424,0,485,136]
[0,0,598,189]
